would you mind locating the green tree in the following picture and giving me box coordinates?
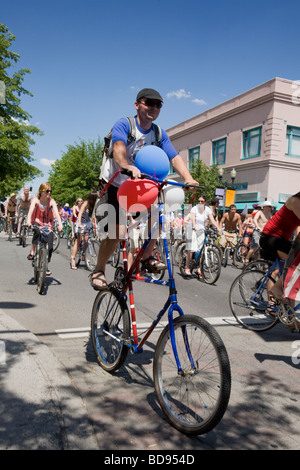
[48,138,103,205]
[0,24,43,199]
[187,160,221,205]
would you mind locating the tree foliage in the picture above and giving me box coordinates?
[187,160,221,205]
[48,138,103,205]
[0,23,43,199]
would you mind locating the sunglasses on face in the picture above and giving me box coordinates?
[140,99,163,109]
[42,189,52,194]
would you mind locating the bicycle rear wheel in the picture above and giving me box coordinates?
[91,288,130,372]
[229,269,279,331]
[150,244,166,281]
[85,239,100,271]
[153,315,231,435]
[200,246,221,284]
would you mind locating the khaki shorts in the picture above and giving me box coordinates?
[219,231,238,248]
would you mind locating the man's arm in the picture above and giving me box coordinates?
[112,141,141,178]
[219,214,226,230]
[236,214,243,237]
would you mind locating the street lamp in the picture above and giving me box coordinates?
[218,167,236,187]
[230,168,236,184]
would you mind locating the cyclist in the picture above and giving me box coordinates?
[259,192,300,302]
[71,192,97,270]
[91,88,198,290]
[185,195,222,276]
[4,193,18,235]
[26,183,63,276]
[16,186,32,236]
[245,201,273,263]
[218,204,243,249]
[71,198,83,238]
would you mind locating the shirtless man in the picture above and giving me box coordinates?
[4,193,18,234]
[245,201,273,262]
[17,186,32,236]
[219,204,242,248]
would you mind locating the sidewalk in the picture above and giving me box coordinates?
[0,308,99,450]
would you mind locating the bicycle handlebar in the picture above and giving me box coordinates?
[120,168,203,190]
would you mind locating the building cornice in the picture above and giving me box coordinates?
[167,79,295,140]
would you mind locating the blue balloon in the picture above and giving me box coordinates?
[135,145,170,180]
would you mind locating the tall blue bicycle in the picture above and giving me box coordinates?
[91,171,231,435]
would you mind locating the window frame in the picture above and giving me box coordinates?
[212,137,227,165]
[188,145,200,169]
[286,125,300,157]
[242,126,262,159]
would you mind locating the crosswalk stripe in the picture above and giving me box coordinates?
[55,317,236,339]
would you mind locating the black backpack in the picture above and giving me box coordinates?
[99,116,162,179]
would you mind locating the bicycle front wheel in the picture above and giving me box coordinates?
[229,269,279,331]
[37,247,47,295]
[91,288,130,372]
[200,246,221,284]
[52,231,60,252]
[85,239,100,271]
[153,315,231,435]
[233,243,249,269]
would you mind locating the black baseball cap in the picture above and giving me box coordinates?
[136,88,163,102]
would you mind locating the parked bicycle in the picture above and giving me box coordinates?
[178,228,222,284]
[70,228,100,271]
[91,171,231,435]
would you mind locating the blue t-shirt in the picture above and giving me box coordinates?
[102,116,178,187]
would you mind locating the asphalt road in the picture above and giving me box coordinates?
[0,233,239,336]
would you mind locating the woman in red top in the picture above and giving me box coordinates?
[27,183,63,275]
[259,192,300,302]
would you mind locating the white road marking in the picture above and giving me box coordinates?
[55,317,237,339]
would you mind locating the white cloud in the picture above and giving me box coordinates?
[166,89,192,99]
[192,98,207,106]
[167,89,207,107]
[40,158,55,167]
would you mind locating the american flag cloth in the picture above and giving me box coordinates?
[283,234,300,301]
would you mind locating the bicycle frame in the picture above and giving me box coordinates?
[249,258,283,309]
[113,178,193,372]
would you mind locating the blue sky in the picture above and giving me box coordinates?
[2,0,300,194]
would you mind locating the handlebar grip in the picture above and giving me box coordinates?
[120,169,148,179]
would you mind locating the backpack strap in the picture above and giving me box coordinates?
[152,123,162,146]
[127,116,161,146]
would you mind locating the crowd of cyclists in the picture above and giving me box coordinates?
[1,183,300,311]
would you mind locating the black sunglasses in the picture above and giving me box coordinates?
[140,99,163,109]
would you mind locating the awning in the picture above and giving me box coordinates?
[233,202,284,211]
